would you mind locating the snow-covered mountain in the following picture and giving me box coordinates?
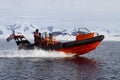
[0,24,38,38]
[0,23,120,41]
[0,24,69,37]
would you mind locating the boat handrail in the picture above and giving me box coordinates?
[78,27,91,33]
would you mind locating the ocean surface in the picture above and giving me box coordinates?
[0,39,120,80]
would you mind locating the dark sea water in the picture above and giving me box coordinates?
[0,39,120,80]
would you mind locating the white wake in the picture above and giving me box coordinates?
[0,49,74,58]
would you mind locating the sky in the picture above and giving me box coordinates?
[0,0,120,29]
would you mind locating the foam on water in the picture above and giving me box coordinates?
[0,49,74,58]
[0,38,74,58]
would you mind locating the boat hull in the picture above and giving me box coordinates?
[57,41,101,55]
[56,35,104,55]
[18,35,104,55]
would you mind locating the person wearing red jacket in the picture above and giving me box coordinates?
[34,29,40,46]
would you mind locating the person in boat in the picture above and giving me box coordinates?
[34,29,41,46]
[34,29,39,41]
[39,32,43,46]
[47,33,55,45]
[49,33,53,42]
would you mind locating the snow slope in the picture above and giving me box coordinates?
[0,24,120,41]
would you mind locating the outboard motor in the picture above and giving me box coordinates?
[13,35,31,49]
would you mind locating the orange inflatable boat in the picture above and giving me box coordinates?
[7,28,104,56]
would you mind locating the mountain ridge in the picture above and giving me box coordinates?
[0,24,120,38]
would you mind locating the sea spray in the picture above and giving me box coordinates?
[0,49,74,58]
[0,38,74,58]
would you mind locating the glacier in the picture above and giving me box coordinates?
[0,23,120,42]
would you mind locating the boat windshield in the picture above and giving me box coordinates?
[78,28,91,34]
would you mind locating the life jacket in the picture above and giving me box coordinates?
[34,32,39,38]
